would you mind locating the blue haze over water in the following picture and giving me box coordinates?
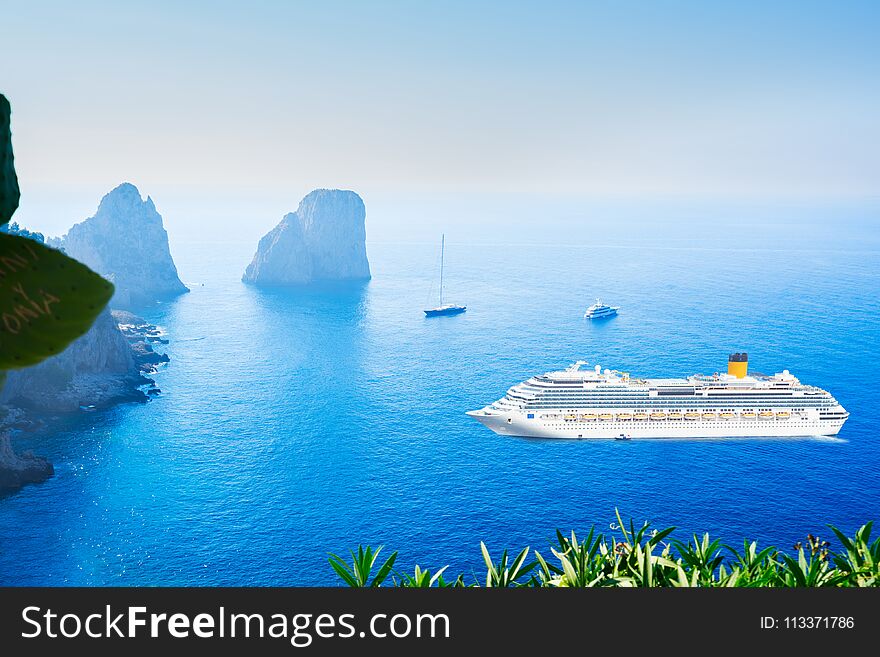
[1,198,879,585]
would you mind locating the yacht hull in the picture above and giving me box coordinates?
[425,306,467,317]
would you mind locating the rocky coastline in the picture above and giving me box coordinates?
[0,182,184,493]
[0,311,168,492]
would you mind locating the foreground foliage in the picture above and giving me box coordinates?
[329,511,879,588]
[0,94,113,373]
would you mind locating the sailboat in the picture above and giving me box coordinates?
[424,234,466,317]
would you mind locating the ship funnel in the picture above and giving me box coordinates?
[728,352,748,378]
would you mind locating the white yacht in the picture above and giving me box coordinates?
[584,299,618,319]
[467,353,849,439]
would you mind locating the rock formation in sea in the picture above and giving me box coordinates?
[242,189,371,285]
[0,430,53,492]
[61,182,188,308]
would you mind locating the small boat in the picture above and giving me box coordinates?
[564,414,578,421]
[667,412,683,420]
[583,298,619,320]
[719,412,735,419]
[580,413,598,421]
[702,412,716,420]
[759,411,774,419]
[684,412,700,420]
[616,413,633,421]
[598,413,614,421]
[425,234,466,317]
[741,411,756,419]
[650,412,667,420]
[615,433,632,441]
[776,411,791,420]
[633,412,649,421]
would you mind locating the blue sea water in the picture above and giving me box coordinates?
[1,198,879,585]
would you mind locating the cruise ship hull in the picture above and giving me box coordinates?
[466,408,847,439]
[468,356,849,440]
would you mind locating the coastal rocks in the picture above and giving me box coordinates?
[0,309,148,413]
[0,308,168,492]
[243,189,371,285]
[61,183,188,308]
[0,433,53,491]
[112,310,170,374]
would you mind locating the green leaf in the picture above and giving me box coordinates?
[370,550,398,587]
[0,233,114,368]
[648,526,676,547]
[480,541,493,571]
[0,94,21,226]
[328,554,360,588]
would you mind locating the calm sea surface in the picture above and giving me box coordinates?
[1,199,878,585]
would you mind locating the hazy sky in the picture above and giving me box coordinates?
[1,0,878,231]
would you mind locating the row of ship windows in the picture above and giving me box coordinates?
[509,389,825,398]
[507,390,831,401]
[521,403,831,409]
[520,393,814,398]
[601,408,812,412]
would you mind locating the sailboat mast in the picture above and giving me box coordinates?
[439,234,444,306]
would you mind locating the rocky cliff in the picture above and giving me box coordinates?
[0,306,169,491]
[0,308,145,413]
[62,183,188,308]
[0,432,53,492]
[243,189,371,285]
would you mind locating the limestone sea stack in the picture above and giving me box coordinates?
[62,183,188,308]
[243,189,371,285]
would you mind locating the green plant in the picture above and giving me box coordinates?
[535,528,608,587]
[0,95,19,226]
[725,539,779,588]
[393,564,452,588]
[0,93,113,372]
[480,542,536,587]
[328,545,398,587]
[828,522,879,587]
[328,516,880,588]
[775,533,838,587]
[673,533,726,585]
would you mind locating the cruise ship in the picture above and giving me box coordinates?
[584,299,618,319]
[466,353,849,439]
